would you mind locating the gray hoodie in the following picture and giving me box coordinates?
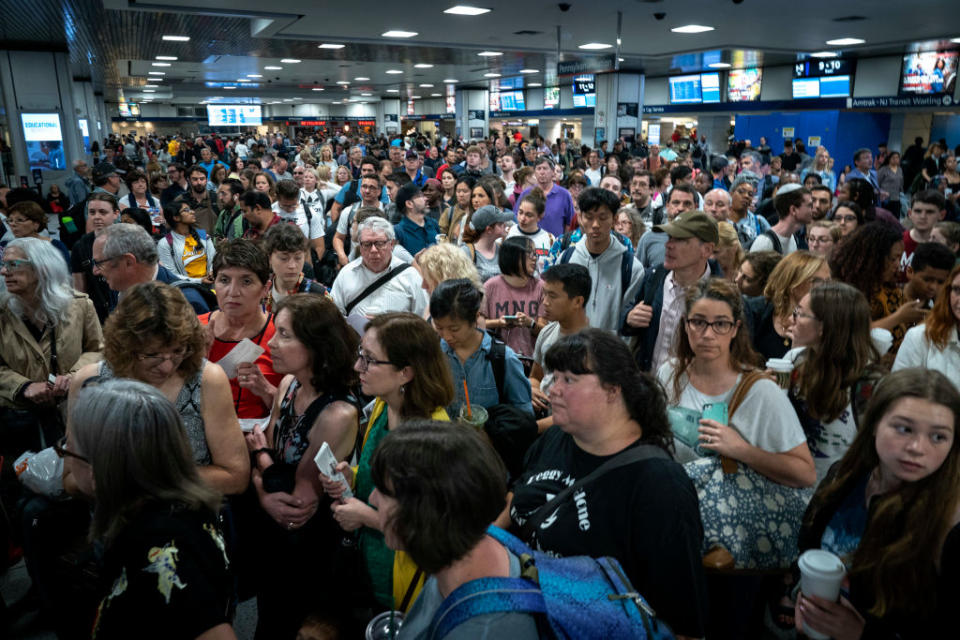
[565,236,644,332]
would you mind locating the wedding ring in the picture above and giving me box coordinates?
[288,522,293,529]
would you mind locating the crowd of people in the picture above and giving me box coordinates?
[1,126,959,640]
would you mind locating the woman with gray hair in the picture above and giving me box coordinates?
[63,378,235,639]
[0,237,103,472]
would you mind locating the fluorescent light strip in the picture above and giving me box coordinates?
[477,51,502,57]
[414,63,434,68]
[483,72,501,77]
[264,66,282,70]
[671,25,714,34]
[162,35,190,42]
[825,37,865,45]
[708,62,731,68]
[810,51,839,58]
[444,78,459,83]
[148,71,165,75]
[318,43,345,49]
[382,30,418,38]
[281,58,301,63]
[155,55,177,61]
[151,62,171,67]
[443,5,491,15]
[579,43,612,50]
[386,69,404,74]
[519,69,539,74]
[355,76,370,81]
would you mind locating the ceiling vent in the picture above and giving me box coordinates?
[513,30,542,36]
[832,15,868,22]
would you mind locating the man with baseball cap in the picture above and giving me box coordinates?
[622,209,722,372]
[91,161,124,197]
[402,149,428,187]
[393,183,440,255]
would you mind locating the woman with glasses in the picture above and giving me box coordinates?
[893,263,960,380]
[67,281,248,495]
[200,239,284,420]
[1,237,102,510]
[63,378,235,639]
[320,312,453,615]
[785,282,881,485]
[482,236,546,357]
[243,294,359,638]
[0,200,70,266]
[806,220,843,260]
[832,200,863,237]
[744,251,831,360]
[156,200,216,284]
[510,329,708,638]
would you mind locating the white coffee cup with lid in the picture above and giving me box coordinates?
[765,358,794,389]
[797,549,846,640]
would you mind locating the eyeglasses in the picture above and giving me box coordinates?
[0,259,32,271]
[356,347,392,372]
[136,346,192,365]
[358,240,390,251]
[835,214,858,223]
[4,216,29,225]
[54,436,89,464]
[91,255,118,270]
[685,317,736,335]
[792,307,817,321]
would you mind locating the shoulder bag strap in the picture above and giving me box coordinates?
[343,263,411,316]
[48,326,58,376]
[519,443,668,541]
[399,567,425,612]
[720,370,773,473]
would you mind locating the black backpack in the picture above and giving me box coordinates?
[483,340,539,482]
[170,280,219,312]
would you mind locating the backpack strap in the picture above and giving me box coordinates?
[485,339,507,403]
[518,444,669,541]
[428,576,546,640]
[559,245,575,265]
[763,229,783,254]
[165,232,173,249]
[619,250,634,299]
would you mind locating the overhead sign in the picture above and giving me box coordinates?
[468,109,485,121]
[848,94,954,108]
[558,55,616,77]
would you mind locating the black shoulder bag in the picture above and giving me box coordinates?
[343,263,411,316]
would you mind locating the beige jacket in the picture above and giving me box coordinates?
[0,293,103,409]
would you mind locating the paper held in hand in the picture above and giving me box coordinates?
[216,338,265,379]
[315,441,353,499]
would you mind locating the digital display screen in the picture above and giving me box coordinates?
[21,113,66,171]
[794,58,856,78]
[206,104,263,126]
[727,68,763,102]
[668,72,721,104]
[489,91,500,112]
[498,90,526,111]
[572,74,596,107]
[118,103,131,117]
[701,72,721,103]
[791,75,852,99]
[901,51,958,95]
[78,118,91,154]
[544,86,560,109]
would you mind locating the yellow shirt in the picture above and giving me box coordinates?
[182,234,207,279]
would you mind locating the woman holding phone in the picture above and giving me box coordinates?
[243,294,359,639]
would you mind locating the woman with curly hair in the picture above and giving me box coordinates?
[509,328,709,639]
[830,221,927,355]
[66,281,249,495]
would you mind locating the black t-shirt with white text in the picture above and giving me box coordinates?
[510,427,708,637]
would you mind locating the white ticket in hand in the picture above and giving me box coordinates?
[216,338,265,380]
[314,442,353,499]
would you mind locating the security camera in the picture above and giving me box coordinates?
[654,12,666,20]
[558,3,571,11]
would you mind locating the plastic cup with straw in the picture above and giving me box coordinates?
[458,380,488,429]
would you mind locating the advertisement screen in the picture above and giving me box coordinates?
[489,91,500,112]
[78,118,91,154]
[206,104,263,126]
[901,51,958,95]
[21,113,66,171]
[118,103,131,117]
[727,68,763,102]
[544,86,560,109]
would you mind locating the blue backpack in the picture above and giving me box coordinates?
[426,525,675,640]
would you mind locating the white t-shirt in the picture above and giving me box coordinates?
[584,167,603,186]
[336,200,384,236]
[331,255,428,317]
[532,321,565,396]
[749,231,797,255]
[506,225,555,275]
[272,202,324,241]
[657,360,807,464]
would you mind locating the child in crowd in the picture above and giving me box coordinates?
[505,188,555,274]
[931,220,960,263]
[903,241,955,309]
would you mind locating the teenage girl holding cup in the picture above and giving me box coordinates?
[794,367,960,639]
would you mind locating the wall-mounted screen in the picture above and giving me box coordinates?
[668,72,721,104]
[792,75,852,99]
[901,51,958,95]
[544,86,560,109]
[701,72,721,103]
[21,113,66,171]
[206,104,263,126]
[78,118,91,154]
[498,90,526,111]
[727,68,762,102]
[489,91,500,112]
[572,74,596,107]
[118,103,131,117]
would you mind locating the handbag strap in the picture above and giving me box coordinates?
[399,567,424,612]
[343,263,411,316]
[49,326,59,376]
[721,370,772,474]
[519,443,668,541]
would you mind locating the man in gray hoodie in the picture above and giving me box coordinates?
[556,187,644,332]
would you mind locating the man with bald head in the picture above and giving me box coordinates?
[703,188,732,222]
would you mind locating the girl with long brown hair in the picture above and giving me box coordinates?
[795,368,960,639]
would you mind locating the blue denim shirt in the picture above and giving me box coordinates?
[442,331,533,417]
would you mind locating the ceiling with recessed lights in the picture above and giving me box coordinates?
[0,0,956,105]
